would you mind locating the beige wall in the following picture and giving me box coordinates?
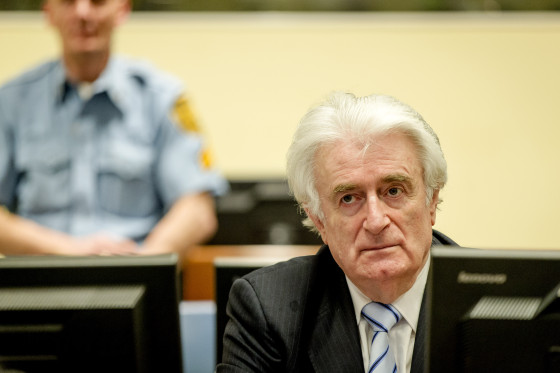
[1,12,560,249]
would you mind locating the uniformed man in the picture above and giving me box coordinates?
[0,0,228,256]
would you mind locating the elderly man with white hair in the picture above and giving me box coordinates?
[217,91,457,373]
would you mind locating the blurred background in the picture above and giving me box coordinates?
[3,0,560,11]
[1,2,559,249]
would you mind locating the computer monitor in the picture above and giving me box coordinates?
[427,246,560,373]
[208,179,323,245]
[0,254,184,373]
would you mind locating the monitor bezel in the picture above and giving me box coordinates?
[426,246,560,372]
[0,254,184,373]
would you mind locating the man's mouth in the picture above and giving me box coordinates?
[361,244,397,252]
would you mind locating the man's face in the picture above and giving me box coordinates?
[44,0,129,57]
[307,132,439,303]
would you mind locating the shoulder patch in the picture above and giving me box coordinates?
[200,149,213,169]
[172,95,200,133]
[171,95,213,169]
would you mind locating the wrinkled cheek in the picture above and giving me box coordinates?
[329,246,356,276]
[356,260,377,278]
[354,252,380,273]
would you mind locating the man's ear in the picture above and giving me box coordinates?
[43,1,54,27]
[430,189,440,226]
[115,0,132,27]
[305,207,328,245]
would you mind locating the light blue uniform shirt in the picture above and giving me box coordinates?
[0,56,228,243]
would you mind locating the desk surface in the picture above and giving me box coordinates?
[182,245,319,300]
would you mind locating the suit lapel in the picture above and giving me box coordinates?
[410,288,427,373]
[306,248,363,372]
[413,232,454,373]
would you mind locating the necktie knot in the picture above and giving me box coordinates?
[361,302,401,332]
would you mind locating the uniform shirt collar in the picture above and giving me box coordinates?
[53,60,69,104]
[346,253,431,332]
[55,56,127,113]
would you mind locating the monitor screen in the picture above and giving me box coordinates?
[427,246,560,373]
[0,254,184,373]
[209,179,323,245]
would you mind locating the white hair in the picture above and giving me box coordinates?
[286,92,447,233]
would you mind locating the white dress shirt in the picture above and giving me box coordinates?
[346,255,430,373]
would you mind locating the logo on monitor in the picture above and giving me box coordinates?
[457,270,507,285]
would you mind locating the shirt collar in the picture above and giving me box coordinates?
[346,253,431,332]
[53,60,69,104]
[55,56,127,112]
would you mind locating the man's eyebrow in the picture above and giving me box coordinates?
[330,174,414,198]
[383,174,414,187]
[332,183,358,196]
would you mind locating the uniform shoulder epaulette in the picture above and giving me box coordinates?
[121,58,181,95]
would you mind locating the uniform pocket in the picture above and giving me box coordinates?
[97,141,159,217]
[16,140,72,213]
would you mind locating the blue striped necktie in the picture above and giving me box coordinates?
[361,302,401,373]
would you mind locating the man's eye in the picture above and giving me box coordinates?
[341,195,355,204]
[387,187,402,197]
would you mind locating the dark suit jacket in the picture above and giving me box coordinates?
[217,230,456,373]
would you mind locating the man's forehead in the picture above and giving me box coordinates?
[317,154,421,199]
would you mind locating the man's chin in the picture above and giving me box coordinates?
[359,255,413,281]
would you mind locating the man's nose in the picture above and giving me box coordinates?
[363,195,390,234]
[75,0,93,17]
